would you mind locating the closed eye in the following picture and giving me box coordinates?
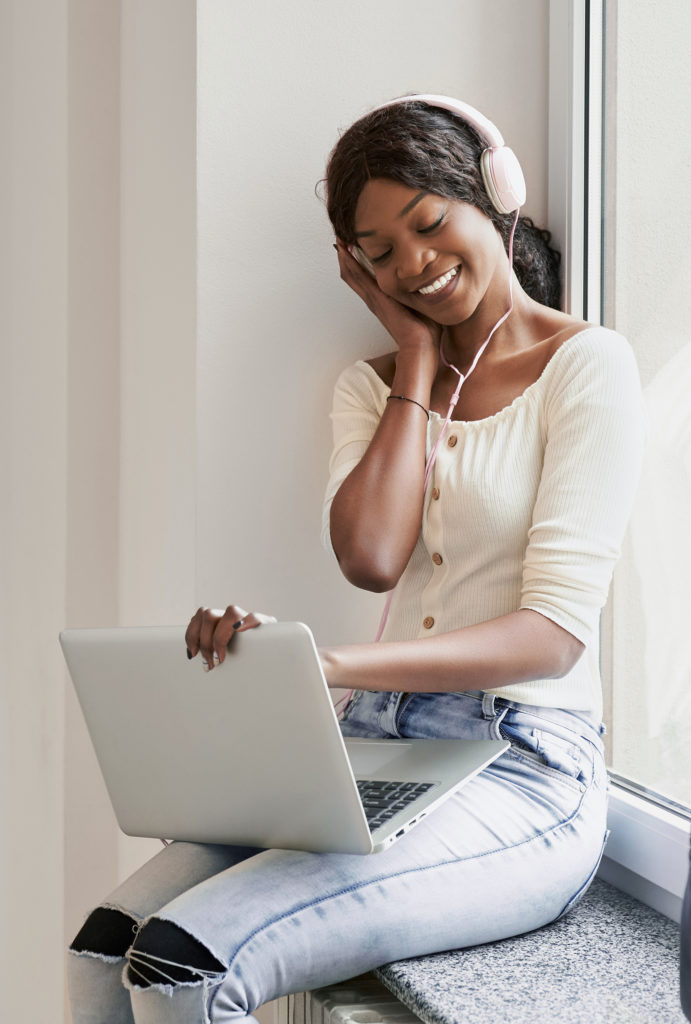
[368,208,446,264]
[418,211,446,234]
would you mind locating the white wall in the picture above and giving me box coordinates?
[1,2,550,1020]
[1,2,196,1020]
[117,0,197,880]
[1,3,69,1019]
[64,0,122,962]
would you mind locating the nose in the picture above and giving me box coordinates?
[394,241,436,284]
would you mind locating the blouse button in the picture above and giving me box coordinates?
[431,487,440,500]
[422,616,435,630]
[432,552,443,565]
[447,435,457,448]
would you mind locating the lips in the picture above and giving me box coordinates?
[413,264,461,305]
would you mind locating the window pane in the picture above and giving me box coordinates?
[602,1,691,809]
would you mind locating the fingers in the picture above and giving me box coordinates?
[234,612,278,633]
[333,241,440,351]
[184,607,205,658]
[184,605,276,671]
[201,606,245,669]
[334,240,374,296]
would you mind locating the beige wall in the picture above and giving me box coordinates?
[1,2,550,1019]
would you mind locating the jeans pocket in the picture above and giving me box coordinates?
[534,729,582,779]
[498,714,586,791]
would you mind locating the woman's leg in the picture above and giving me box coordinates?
[67,840,261,1024]
[123,694,608,1023]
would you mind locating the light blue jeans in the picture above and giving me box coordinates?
[68,690,608,1023]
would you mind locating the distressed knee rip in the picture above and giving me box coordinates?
[70,906,139,962]
[125,917,226,992]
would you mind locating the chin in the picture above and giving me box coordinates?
[420,304,474,328]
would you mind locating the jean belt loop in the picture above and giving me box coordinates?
[481,693,496,720]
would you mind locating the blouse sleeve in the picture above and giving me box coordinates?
[321,362,387,555]
[520,329,646,646]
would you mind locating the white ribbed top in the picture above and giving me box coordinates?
[322,328,645,718]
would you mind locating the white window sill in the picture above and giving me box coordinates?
[599,781,690,923]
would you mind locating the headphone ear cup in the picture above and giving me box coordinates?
[480,147,526,215]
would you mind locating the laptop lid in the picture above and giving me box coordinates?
[59,622,507,855]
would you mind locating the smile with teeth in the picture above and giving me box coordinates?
[417,266,459,296]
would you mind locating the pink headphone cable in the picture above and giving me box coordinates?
[334,209,520,718]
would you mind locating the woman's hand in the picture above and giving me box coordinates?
[335,242,441,359]
[185,605,277,671]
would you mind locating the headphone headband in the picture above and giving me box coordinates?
[373,94,505,149]
[368,93,526,216]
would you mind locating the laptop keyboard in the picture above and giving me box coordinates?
[356,779,436,831]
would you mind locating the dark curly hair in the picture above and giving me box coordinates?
[325,100,561,310]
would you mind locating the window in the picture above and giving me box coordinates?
[549,0,691,918]
[599,0,691,814]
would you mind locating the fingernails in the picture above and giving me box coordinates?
[233,619,244,629]
[203,662,210,672]
[186,648,193,660]
[213,652,220,663]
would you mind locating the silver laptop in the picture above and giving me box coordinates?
[59,622,507,855]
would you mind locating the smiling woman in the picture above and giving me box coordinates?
[66,94,645,1024]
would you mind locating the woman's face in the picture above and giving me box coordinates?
[353,178,506,326]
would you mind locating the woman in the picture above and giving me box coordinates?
[68,96,645,1024]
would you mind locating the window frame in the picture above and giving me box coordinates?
[548,0,690,923]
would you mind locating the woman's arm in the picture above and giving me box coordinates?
[329,346,436,592]
[320,609,584,692]
[328,246,440,592]
[186,605,582,687]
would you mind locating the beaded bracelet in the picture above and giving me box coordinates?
[386,394,430,420]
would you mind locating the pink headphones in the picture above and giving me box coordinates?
[371,94,526,216]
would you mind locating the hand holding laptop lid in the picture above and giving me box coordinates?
[185,604,277,672]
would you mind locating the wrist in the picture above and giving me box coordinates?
[319,646,341,688]
[391,348,437,402]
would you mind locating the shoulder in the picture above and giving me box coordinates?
[539,327,644,435]
[332,358,390,416]
[544,325,640,390]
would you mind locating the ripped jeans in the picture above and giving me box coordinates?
[68,691,608,1023]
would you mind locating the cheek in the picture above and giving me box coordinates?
[373,269,401,299]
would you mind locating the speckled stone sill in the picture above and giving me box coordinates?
[374,878,684,1024]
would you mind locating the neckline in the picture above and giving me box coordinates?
[357,327,606,428]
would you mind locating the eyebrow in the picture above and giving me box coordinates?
[355,191,429,238]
